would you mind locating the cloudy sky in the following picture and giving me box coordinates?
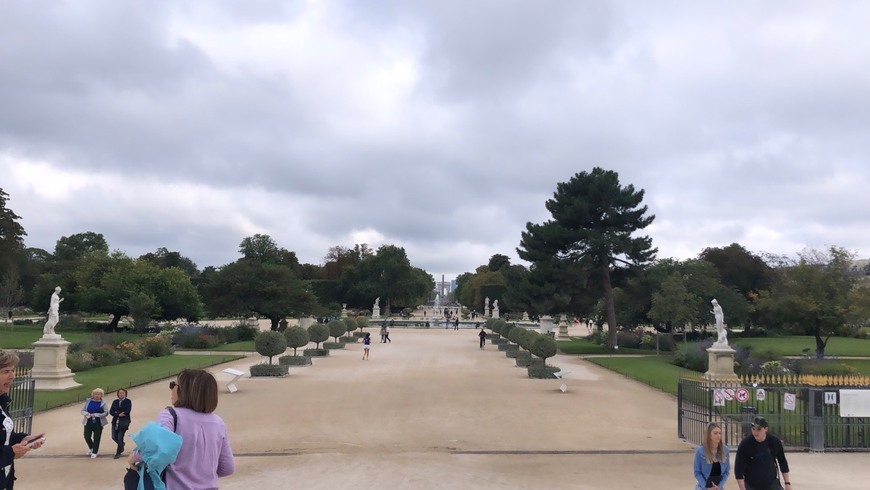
[2,1,869,279]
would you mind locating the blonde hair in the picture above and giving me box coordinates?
[0,350,19,370]
[704,422,725,464]
[91,388,105,397]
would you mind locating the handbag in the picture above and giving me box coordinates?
[123,408,178,490]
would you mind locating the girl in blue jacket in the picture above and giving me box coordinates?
[694,422,730,489]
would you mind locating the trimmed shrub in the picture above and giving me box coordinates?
[508,326,525,345]
[329,320,348,342]
[323,342,345,350]
[617,329,643,349]
[255,331,287,365]
[531,334,557,363]
[90,346,122,367]
[250,363,289,377]
[586,330,607,345]
[340,336,357,343]
[284,326,310,356]
[308,324,330,348]
[672,341,711,373]
[355,316,369,331]
[501,322,516,341]
[499,343,519,353]
[528,364,561,379]
[515,351,533,367]
[303,348,329,357]
[278,355,312,366]
[518,329,537,351]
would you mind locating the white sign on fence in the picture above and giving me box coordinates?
[713,389,725,407]
[825,392,838,405]
[840,389,870,417]
[783,392,796,411]
[756,388,766,401]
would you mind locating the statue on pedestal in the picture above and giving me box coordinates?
[484,297,490,317]
[711,299,727,345]
[43,286,64,336]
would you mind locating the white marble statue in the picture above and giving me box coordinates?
[43,286,64,336]
[484,297,490,316]
[493,300,498,309]
[373,297,380,309]
[711,298,727,345]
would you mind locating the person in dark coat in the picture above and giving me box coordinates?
[0,350,46,489]
[478,327,486,349]
[110,388,132,459]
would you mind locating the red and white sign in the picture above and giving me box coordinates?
[756,388,766,401]
[736,388,750,403]
[722,388,736,401]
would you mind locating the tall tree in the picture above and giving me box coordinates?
[54,232,109,263]
[518,168,656,348]
[699,243,773,299]
[239,234,299,269]
[138,247,200,277]
[340,245,432,313]
[0,189,26,278]
[755,247,859,358]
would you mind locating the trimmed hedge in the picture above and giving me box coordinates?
[304,348,329,357]
[515,351,533,367]
[323,342,345,350]
[278,355,312,366]
[250,363,289,377]
[528,364,561,379]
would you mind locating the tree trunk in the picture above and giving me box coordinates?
[814,330,827,359]
[109,313,121,330]
[601,261,618,349]
[269,316,279,331]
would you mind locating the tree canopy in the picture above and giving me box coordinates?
[518,168,656,348]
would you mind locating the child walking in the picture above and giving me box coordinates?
[362,333,371,360]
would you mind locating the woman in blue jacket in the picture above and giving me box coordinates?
[80,388,109,458]
[694,422,730,489]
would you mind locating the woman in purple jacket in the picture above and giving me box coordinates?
[160,369,234,488]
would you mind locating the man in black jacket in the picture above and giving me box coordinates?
[734,416,791,490]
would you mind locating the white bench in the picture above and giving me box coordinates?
[222,368,246,393]
[553,370,572,393]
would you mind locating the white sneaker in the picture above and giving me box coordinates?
[90,453,97,459]
[86,450,92,456]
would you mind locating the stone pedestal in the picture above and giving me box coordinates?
[539,315,554,334]
[704,343,738,381]
[558,314,570,339]
[492,307,500,319]
[299,316,315,329]
[372,307,380,319]
[32,335,81,391]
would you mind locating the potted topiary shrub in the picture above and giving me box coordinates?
[324,320,347,349]
[279,325,312,366]
[342,317,358,343]
[304,323,330,357]
[528,334,559,379]
[251,331,289,377]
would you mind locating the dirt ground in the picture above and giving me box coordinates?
[18,327,866,489]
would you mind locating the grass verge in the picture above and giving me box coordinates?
[557,337,655,355]
[586,355,695,396]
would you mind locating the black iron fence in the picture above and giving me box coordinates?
[678,374,870,452]
[8,365,35,434]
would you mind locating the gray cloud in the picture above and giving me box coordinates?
[3,1,870,278]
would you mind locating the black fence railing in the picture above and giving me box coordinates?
[8,365,35,434]
[678,376,870,452]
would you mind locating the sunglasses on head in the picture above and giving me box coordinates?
[169,381,177,389]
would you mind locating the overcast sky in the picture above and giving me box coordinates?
[2,1,869,280]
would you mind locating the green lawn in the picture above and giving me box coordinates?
[842,359,870,376]
[587,355,695,396]
[557,337,654,355]
[0,325,140,349]
[727,336,870,357]
[33,354,243,412]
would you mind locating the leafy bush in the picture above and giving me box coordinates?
[617,329,642,349]
[485,318,498,334]
[355,316,369,331]
[139,336,172,358]
[234,322,259,341]
[323,342,345,350]
[789,360,859,376]
[116,341,145,362]
[672,341,711,373]
[255,331,287,365]
[508,326,525,345]
[501,322,516,341]
[760,360,788,375]
[90,346,122,367]
[308,324,330,348]
[517,329,537,351]
[284,326,310,356]
[250,363,289,377]
[278,355,312,366]
[342,317,357,336]
[586,330,607,345]
[67,351,94,372]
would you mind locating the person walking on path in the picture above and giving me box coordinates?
[735,416,791,490]
[380,321,387,343]
[109,388,132,459]
[0,350,46,489]
[384,325,391,343]
[478,327,486,349]
[81,388,109,458]
[130,369,234,488]
[694,421,730,489]
[362,333,371,360]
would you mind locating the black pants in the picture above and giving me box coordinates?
[111,422,128,455]
[745,481,784,490]
[84,424,103,454]
[479,337,485,348]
